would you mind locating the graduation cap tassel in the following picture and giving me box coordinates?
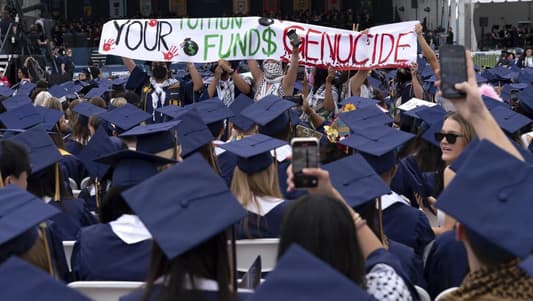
[377,196,388,249]
[39,222,57,279]
[54,163,60,201]
[0,171,4,189]
[230,225,238,297]
[95,178,101,210]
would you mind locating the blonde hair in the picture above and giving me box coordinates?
[18,226,55,275]
[230,162,282,210]
[445,112,476,143]
[34,91,52,107]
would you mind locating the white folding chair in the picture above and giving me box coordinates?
[80,177,91,190]
[435,287,459,301]
[414,285,431,301]
[62,240,76,272]
[68,281,144,301]
[69,177,79,190]
[72,189,81,198]
[235,238,279,273]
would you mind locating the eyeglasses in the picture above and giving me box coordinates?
[434,132,464,144]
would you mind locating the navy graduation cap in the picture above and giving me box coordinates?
[489,105,532,134]
[228,94,255,132]
[155,104,189,121]
[247,244,375,301]
[0,185,60,250]
[0,86,13,97]
[240,95,295,136]
[322,154,391,208]
[520,256,533,277]
[84,86,108,99]
[6,126,63,175]
[34,106,63,132]
[0,257,91,301]
[1,95,31,111]
[72,101,106,127]
[518,86,533,116]
[15,82,36,97]
[0,103,41,129]
[119,120,181,155]
[339,95,379,107]
[94,149,176,187]
[437,139,533,259]
[98,103,151,133]
[78,126,123,180]
[219,134,287,174]
[339,125,415,174]
[48,85,70,99]
[121,153,247,260]
[421,119,444,147]
[339,105,393,131]
[482,95,509,111]
[187,98,234,125]
[175,109,214,158]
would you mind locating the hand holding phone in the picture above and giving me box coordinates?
[291,137,319,188]
[287,29,302,48]
[439,45,467,99]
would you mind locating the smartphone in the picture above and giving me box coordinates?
[439,45,467,99]
[287,29,302,47]
[283,95,303,106]
[291,137,319,188]
[296,66,306,81]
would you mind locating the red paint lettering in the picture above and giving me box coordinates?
[378,33,395,64]
[351,33,369,65]
[394,32,411,63]
[305,28,321,62]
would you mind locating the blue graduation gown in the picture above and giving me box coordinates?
[48,199,97,241]
[64,140,84,156]
[45,220,71,282]
[277,159,307,200]
[388,239,426,289]
[120,285,252,301]
[365,248,421,301]
[424,230,468,300]
[383,202,435,256]
[71,224,151,281]
[391,155,437,205]
[59,152,88,187]
[236,200,291,239]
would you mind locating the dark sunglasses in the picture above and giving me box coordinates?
[434,132,464,144]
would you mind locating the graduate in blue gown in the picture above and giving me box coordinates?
[339,122,435,257]
[8,127,97,241]
[219,134,292,239]
[72,144,175,280]
[65,102,107,155]
[119,154,252,301]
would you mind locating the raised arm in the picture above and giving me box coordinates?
[121,56,136,73]
[247,59,264,86]
[282,44,300,96]
[186,62,203,92]
[219,60,251,95]
[416,23,440,72]
[350,69,370,97]
[322,66,336,111]
[410,62,424,99]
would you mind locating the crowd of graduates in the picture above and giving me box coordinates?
[0,21,533,301]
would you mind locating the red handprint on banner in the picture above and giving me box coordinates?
[148,19,158,27]
[162,46,179,61]
[102,39,116,51]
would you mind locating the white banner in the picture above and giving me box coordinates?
[98,17,419,69]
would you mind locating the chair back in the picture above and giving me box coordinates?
[68,281,144,301]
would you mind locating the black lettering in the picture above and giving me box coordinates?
[125,21,143,50]
[143,21,158,51]
[158,21,172,51]
[113,20,131,46]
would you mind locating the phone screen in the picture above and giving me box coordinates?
[440,45,467,98]
[292,139,319,188]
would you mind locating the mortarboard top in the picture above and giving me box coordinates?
[0,103,41,130]
[338,105,393,131]
[119,120,181,155]
[0,185,60,247]
[0,86,14,97]
[84,86,108,99]
[121,153,247,260]
[339,95,379,107]
[401,105,427,120]
[0,257,91,301]
[339,125,415,174]
[482,95,509,111]
[1,95,31,111]
[155,104,189,121]
[475,73,488,84]
[98,103,151,133]
[322,154,391,208]
[397,97,437,112]
[228,94,255,132]
[367,76,389,96]
[77,126,123,180]
[421,119,444,147]
[94,149,176,187]
[240,95,295,136]
[520,255,533,277]
[15,82,36,97]
[416,104,447,125]
[47,85,70,99]
[517,68,533,84]
[518,86,533,116]
[72,101,106,118]
[437,139,533,259]
[7,126,62,175]
[219,134,287,174]
[187,98,234,125]
[175,109,214,158]
[34,106,63,132]
[489,105,532,134]
[247,244,375,301]
[111,78,128,90]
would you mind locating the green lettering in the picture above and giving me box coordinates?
[233,32,247,57]
[234,17,242,29]
[218,34,234,58]
[187,18,199,30]
[204,34,219,60]
[261,28,277,56]
[248,29,261,56]
[220,18,231,30]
